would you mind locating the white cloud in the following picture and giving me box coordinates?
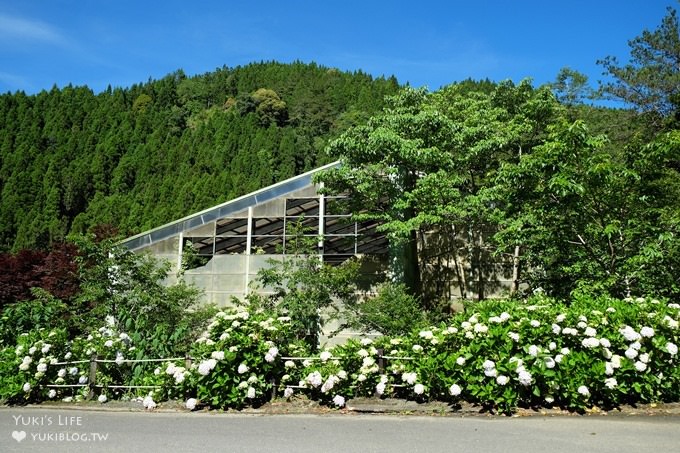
[0,13,66,45]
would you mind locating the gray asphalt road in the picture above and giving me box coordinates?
[2,407,679,453]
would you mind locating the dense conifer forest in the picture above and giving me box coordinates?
[0,61,399,251]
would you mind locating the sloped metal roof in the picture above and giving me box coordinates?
[121,161,341,251]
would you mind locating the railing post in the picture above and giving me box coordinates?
[377,348,386,374]
[87,353,98,400]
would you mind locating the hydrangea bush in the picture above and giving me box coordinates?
[1,295,678,414]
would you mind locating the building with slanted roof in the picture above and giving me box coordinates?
[120,161,389,307]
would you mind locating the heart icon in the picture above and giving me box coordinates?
[12,430,26,442]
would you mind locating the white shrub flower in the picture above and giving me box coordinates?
[333,395,346,407]
[19,362,30,371]
[500,312,511,322]
[143,396,156,410]
[530,320,541,328]
[37,363,47,373]
[577,321,588,329]
[581,337,600,349]
[419,330,434,340]
[639,326,654,338]
[666,342,678,356]
[456,356,466,366]
[544,357,556,369]
[337,370,348,380]
[360,338,373,346]
[185,398,197,410]
[461,321,472,331]
[599,338,611,348]
[635,361,647,372]
[23,383,31,392]
[549,341,557,351]
[625,348,638,360]
[584,327,597,337]
[508,332,520,342]
[620,326,641,342]
[98,394,107,403]
[630,341,642,350]
[238,381,248,389]
[560,347,570,355]
[78,376,88,384]
[211,351,225,361]
[639,353,650,364]
[412,345,423,353]
[264,353,275,363]
[306,371,323,388]
[449,384,462,396]
[41,344,51,354]
[528,345,539,357]
[474,323,489,334]
[484,368,498,377]
[247,387,256,399]
[446,327,459,335]
[104,340,114,348]
[115,352,125,366]
[556,314,566,323]
[375,381,386,396]
[319,350,332,362]
[545,395,555,404]
[48,389,57,399]
[577,386,590,397]
[402,372,418,385]
[496,375,509,386]
[237,363,249,374]
[357,349,369,358]
[69,367,78,376]
[357,374,367,382]
[611,355,622,368]
[517,370,533,386]
[554,354,564,364]
[166,363,177,375]
[284,360,296,368]
[605,362,614,376]
[413,383,425,395]
[284,387,294,398]
[482,360,496,370]
[604,378,618,389]
[465,331,474,339]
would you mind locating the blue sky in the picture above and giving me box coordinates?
[0,1,674,95]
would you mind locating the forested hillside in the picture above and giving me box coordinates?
[0,61,399,251]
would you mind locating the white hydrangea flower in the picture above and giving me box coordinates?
[508,332,520,342]
[375,381,386,396]
[605,362,614,376]
[499,312,511,322]
[449,384,462,396]
[98,394,107,403]
[115,352,125,366]
[544,357,556,369]
[285,360,296,368]
[549,341,557,351]
[577,321,588,329]
[577,386,590,397]
[556,314,566,323]
[360,338,373,345]
[635,361,647,372]
[247,387,256,399]
[666,342,678,356]
[630,341,642,350]
[461,321,472,331]
[474,324,488,334]
[306,371,323,388]
[625,348,638,360]
[237,363,249,374]
[496,375,509,386]
[456,356,466,366]
[530,320,540,328]
[48,389,57,399]
[402,372,418,385]
[412,345,423,353]
[319,350,332,362]
[284,387,294,398]
[446,326,459,335]
[482,360,495,370]
[69,367,78,375]
[419,330,434,340]
[611,355,622,368]
[604,378,617,389]
[357,349,369,358]
[640,327,654,338]
[545,395,555,404]
[264,353,275,363]
[484,368,497,378]
[337,370,347,380]
[37,363,47,373]
[41,344,51,354]
[238,381,248,389]
[413,383,425,395]
[639,353,650,364]
[357,374,367,382]
[58,367,67,378]
[185,398,197,410]
[143,395,156,410]
[528,345,539,356]
[333,395,346,407]
[517,370,532,386]
[620,326,641,342]
[584,327,597,337]
[23,382,31,392]
[211,350,225,361]
[560,347,571,355]
[581,337,600,349]
[78,376,88,384]
[599,338,611,348]
[554,354,563,364]
[104,340,114,348]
